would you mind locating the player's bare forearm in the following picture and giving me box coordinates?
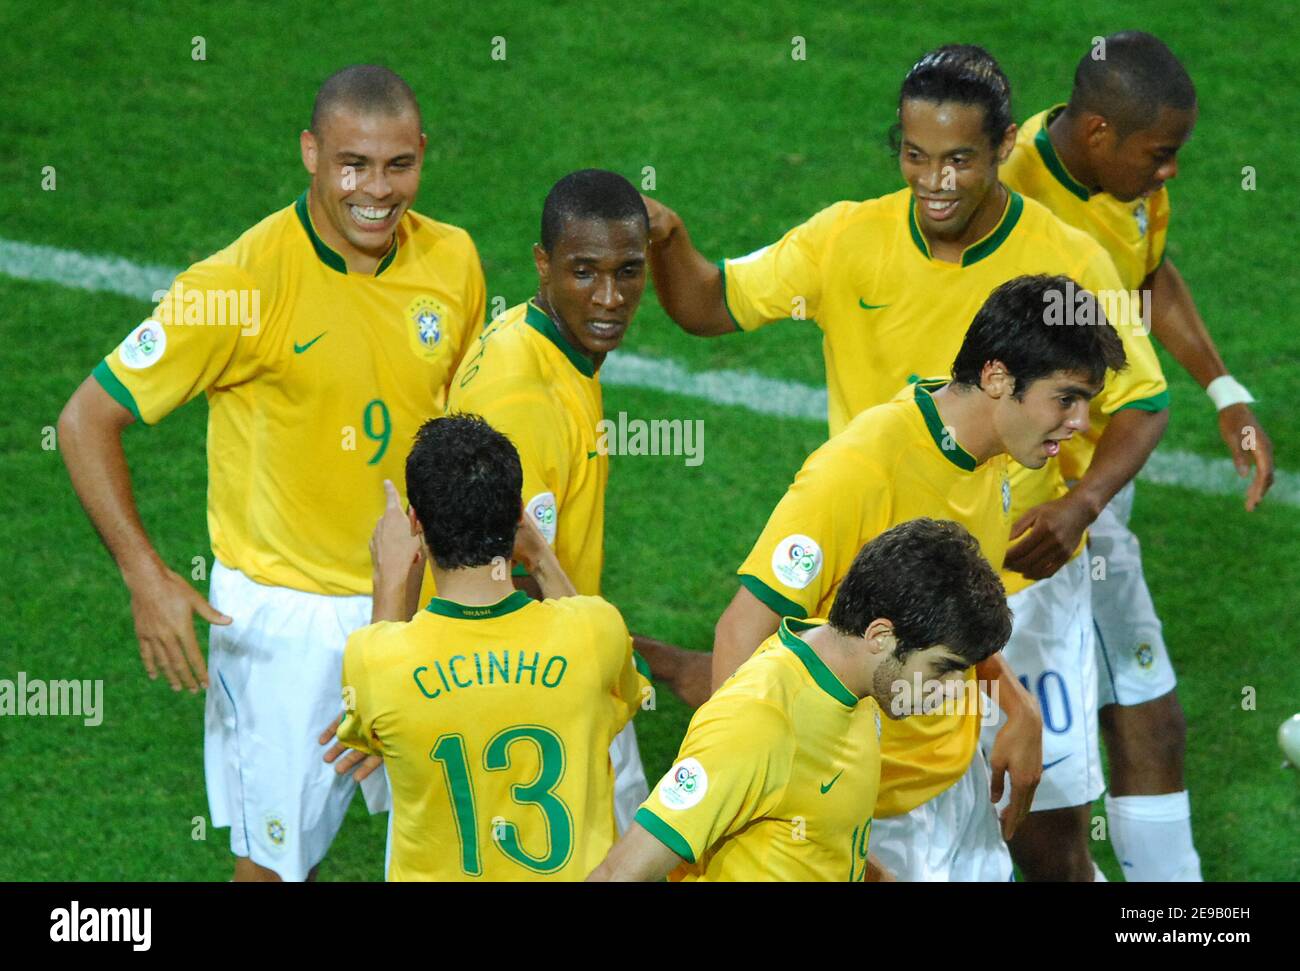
[976,654,1036,721]
[1070,406,1169,517]
[57,376,165,584]
[526,545,577,599]
[1146,260,1228,390]
[712,585,781,691]
[633,635,712,709]
[642,196,734,337]
[510,513,576,599]
[586,821,685,882]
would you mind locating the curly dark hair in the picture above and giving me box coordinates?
[405,413,522,570]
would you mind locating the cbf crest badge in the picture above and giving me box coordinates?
[406,295,449,360]
[1134,201,1148,238]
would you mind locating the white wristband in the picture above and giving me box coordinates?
[1206,375,1255,411]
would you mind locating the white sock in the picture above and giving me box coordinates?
[1105,791,1203,881]
[1092,861,1108,882]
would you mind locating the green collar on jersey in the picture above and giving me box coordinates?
[908,188,1024,267]
[524,301,597,378]
[424,590,532,620]
[1034,105,1092,202]
[779,618,860,708]
[911,379,979,472]
[294,190,399,277]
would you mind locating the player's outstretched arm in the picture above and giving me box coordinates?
[712,585,781,692]
[641,194,735,337]
[369,479,425,623]
[57,377,230,692]
[1147,259,1274,510]
[977,654,1043,840]
[632,635,712,710]
[511,514,577,599]
[1006,407,1169,581]
[586,821,685,882]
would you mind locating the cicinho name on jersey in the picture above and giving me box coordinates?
[412,650,569,699]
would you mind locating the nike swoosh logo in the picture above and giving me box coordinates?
[820,770,844,794]
[1042,754,1072,771]
[586,450,598,460]
[859,298,889,310]
[293,332,327,354]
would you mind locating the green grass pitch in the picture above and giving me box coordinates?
[0,1,1295,881]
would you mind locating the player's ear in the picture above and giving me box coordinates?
[300,129,318,175]
[408,505,422,536]
[996,123,1017,164]
[1083,112,1112,150]
[980,360,1010,399]
[865,619,896,655]
[532,243,550,286]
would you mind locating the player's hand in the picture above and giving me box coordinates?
[988,704,1043,841]
[640,193,679,245]
[510,510,551,574]
[319,713,384,783]
[1004,493,1095,580]
[370,479,424,591]
[1218,403,1274,511]
[126,563,230,693]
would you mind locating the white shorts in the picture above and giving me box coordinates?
[868,750,1012,882]
[981,553,1103,812]
[204,560,391,881]
[1089,482,1178,708]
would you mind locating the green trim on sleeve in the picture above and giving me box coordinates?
[714,259,743,332]
[634,807,696,864]
[1115,389,1170,413]
[91,360,144,423]
[633,651,652,682]
[738,573,808,620]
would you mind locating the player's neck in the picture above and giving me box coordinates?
[1047,109,1100,194]
[801,625,872,701]
[929,383,1000,464]
[535,294,607,372]
[925,182,1007,262]
[428,565,518,608]
[307,188,394,275]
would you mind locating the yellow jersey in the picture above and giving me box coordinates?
[447,301,608,596]
[338,590,650,881]
[636,618,881,882]
[721,186,1168,594]
[92,191,486,595]
[1003,105,1173,480]
[737,380,1012,816]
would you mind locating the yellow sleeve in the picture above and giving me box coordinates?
[454,237,488,374]
[721,201,855,332]
[737,441,890,619]
[338,624,388,756]
[92,260,265,425]
[633,695,793,864]
[586,598,652,729]
[1145,189,1171,278]
[1075,247,1169,415]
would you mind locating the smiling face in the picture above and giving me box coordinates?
[899,99,1015,242]
[300,105,426,264]
[993,368,1100,469]
[1088,104,1197,203]
[532,216,648,358]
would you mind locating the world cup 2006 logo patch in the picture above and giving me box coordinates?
[406,295,448,359]
[658,757,708,810]
[772,534,822,590]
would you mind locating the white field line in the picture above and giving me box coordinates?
[3,236,1294,508]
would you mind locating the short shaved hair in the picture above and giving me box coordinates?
[1068,32,1195,139]
[310,65,423,134]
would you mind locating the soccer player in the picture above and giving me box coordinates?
[643,45,1169,881]
[588,517,1013,882]
[56,66,486,881]
[445,168,709,831]
[714,276,1128,881]
[337,414,648,880]
[999,31,1273,881]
